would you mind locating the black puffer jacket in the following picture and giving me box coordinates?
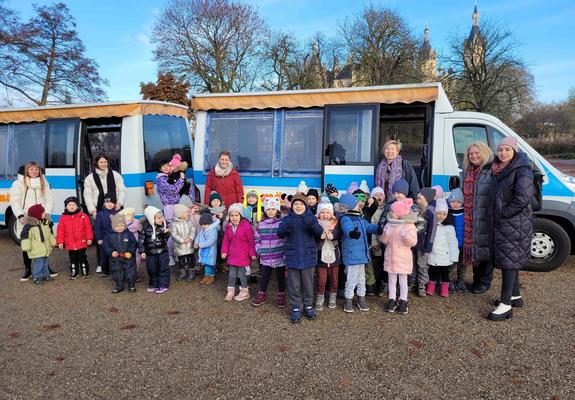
[138,219,171,255]
[489,152,534,270]
[468,158,493,262]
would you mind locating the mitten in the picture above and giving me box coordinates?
[376,225,384,235]
[349,227,361,240]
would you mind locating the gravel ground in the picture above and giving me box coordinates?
[1,230,573,400]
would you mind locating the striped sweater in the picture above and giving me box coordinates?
[255,217,285,267]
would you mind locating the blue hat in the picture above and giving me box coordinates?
[448,188,464,203]
[391,178,409,196]
[339,193,358,210]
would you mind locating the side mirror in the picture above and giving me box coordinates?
[448,175,460,190]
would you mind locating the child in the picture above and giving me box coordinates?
[167,154,193,199]
[20,204,56,285]
[324,183,339,204]
[104,214,138,294]
[243,189,261,283]
[315,200,341,311]
[306,188,320,215]
[447,189,466,292]
[278,193,324,323]
[194,211,220,284]
[366,187,387,296]
[119,208,142,278]
[222,203,256,301]
[56,196,93,279]
[139,206,171,294]
[378,178,409,227]
[339,193,382,313]
[413,187,437,297]
[94,193,119,277]
[252,197,286,307]
[380,198,418,314]
[208,191,226,222]
[426,198,460,297]
[171,204,197,281]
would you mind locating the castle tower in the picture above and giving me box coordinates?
[464,3,484,69]
[419,25,437,81]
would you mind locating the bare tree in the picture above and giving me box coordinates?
[338,5,422,86]
[152,0,267,93]
[260,31,302,91]
[0,2,107,106]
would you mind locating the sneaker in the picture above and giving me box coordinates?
[315,294,324,311]
[418,284,427,297]
[384,299,397,313]
[155,287,168,294]
[488,302,513,321]
[397,300,409,315]
[366,284,376,297]
[327,293,337,309]
[471,285,489,294]
[251,291,266,307]
[49,268,58,277]
[176,269,186,281]
[290,307,301,324]
[343,299,354,313]
[128,287,136,293]
[112,288,123,294]
[147,287,158,293]
[96,266,102,274]
[303,305,317,320]
[276,292,287,308]
[455,279,468,293]
[357,296,369,312]
[33,278,41,285]
[20,270,32,281]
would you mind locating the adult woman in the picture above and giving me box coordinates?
[204,151,244,208]
[461,142,494,294]
[375,140,419,201]
[10,161,55,280]
[488,137,534,321]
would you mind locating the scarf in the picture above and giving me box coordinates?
[93,168,116,211]
[491,159,511,176]
[462,164,481,266]
[376,156,403,200]
[214,162,233,177]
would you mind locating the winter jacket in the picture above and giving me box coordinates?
[9,174,54,238]
[222,218,256,267]
[490,152,534,270]
[204,168,244,208]
[448,208,464,249]
[415,207,435,253]
[316,219,342,267]
[83,169,126,213]
[170,216,196,257]
[103,229,138,269]
[20,218,56,259]
[255,217,285,267]
[375,158,420,200]
[138,219,171,255]
[340,210,380,265]
[194,220,220,266]
[94,208,119,242]
[380,217,418,274]
[370,204,385,257]
[277,208,324,270]
[428,223,460,267]
[156,173,184,206]
[56,210,93,250]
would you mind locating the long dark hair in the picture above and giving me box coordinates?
[93,154,109,169]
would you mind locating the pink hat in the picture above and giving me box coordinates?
[347,181,359,194]
[497,137,519,153]
[169,154,182,168]
[431,185,444,199]
[391,198,413,217]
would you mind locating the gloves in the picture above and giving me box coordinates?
[349,227,361,240]
[376,225,383,235]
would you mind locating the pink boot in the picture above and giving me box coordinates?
[234,287,250,301]
[224,287,235,301]
[426,281,436,296]
[440,282,449,297]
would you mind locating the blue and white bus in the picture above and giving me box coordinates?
[191,83,575,271]
[0,100,193,241]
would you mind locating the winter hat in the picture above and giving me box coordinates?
[119,207,136,220]
[391,198,414,217]
[144,205,164,239]
[291,193,308,208]
[419,188,436,205]
[228,202,245,217]
[370,186,385,198]
[64,196,79,208]
[448,188,464,204]
[347,181,359,194]
[264,197,281,212]
[339,193,358,210]
[391,178,409,196]
[296,180,309,194]
[306,188,319,201]
[199,210,213,225]
[359,180,370,194]
[174,204,189,219]
[316,201,334,217]
[353,189,367,203]
[243,189,261,221]
[497,136,519,153]
[209,191,222,204]
[435,198,448,213]
[110,214,126,232]
[103,192,117,204]
[27,204,45,220]
[325,183,338,196]
[169,153,182,168]
[432,185,444,199]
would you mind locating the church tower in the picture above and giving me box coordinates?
[464,3,485,70]
[419,25,437,81]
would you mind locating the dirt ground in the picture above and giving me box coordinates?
[1,229,573,400]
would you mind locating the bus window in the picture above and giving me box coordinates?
[46,120,78,167]
[13,123,46,173]
[143,115,191,172]
[281,110,323,174]
[452,125,488,166]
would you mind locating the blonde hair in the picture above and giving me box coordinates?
[464,142,493,168]
[24,161,46,193]
[383,140,402,153]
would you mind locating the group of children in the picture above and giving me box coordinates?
[20,154,466,323]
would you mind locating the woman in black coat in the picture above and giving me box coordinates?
[488,137,534,321]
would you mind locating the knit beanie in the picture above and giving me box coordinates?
[339,193,358,210]
[391,198,413,217]
[103,192,117,204]
[353,189,367,203]
[347,181,359,194]
[264,197,281,212]
[435,198,448,213]
[243,189,261,221]
[316,201,334,217]
[27,204,45,220]
[291,193,308,208]
[432,185,444,199]
[448,188,464,204]
[370,186,385,198]
[64,196,79,208]
[497,136,519,153]
[169,153,182,168]
[296,180,309,194]
[119,207,136,219]
[144,205,163,239]
[391,178,409,196]
[228,202,245,217]
[199,210,213,225]
[306,188,319,201]
[174,204,189,219]
[419,188,436,205]
[110,214,126,232]
[359,180,370,194]
[325,183,338,196]
[209,191,222,204]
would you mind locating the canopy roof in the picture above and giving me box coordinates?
[192,83,453,113]
[0,101,188,124]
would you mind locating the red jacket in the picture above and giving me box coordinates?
[221,219,256,267]
[204,168,244,208]
[57,211,94,250]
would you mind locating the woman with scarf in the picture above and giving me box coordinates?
[461,142,494,295]
[375,140,419,201]
[204,151,244,208]
[10,161,55,280]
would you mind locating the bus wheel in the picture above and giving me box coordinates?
[8,214,21,245]
[525,218,571,272]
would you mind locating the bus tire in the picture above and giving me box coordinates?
[525,218,571,272]
[8,214,21,245]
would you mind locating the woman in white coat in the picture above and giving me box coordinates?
[9,161,55,280]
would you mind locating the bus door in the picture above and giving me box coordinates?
[322,104,379,192]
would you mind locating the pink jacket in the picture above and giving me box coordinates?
[380,221,418,275]
[221,218,256,267]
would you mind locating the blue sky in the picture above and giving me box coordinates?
[6,0,575,103]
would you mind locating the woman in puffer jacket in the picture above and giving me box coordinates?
[488,137,534,321]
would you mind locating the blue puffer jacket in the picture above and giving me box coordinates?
[277,208,324,270]
[340,211,380,265]
[94,208,118,242]
[448,208,464,249]
[194,220,220,266]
